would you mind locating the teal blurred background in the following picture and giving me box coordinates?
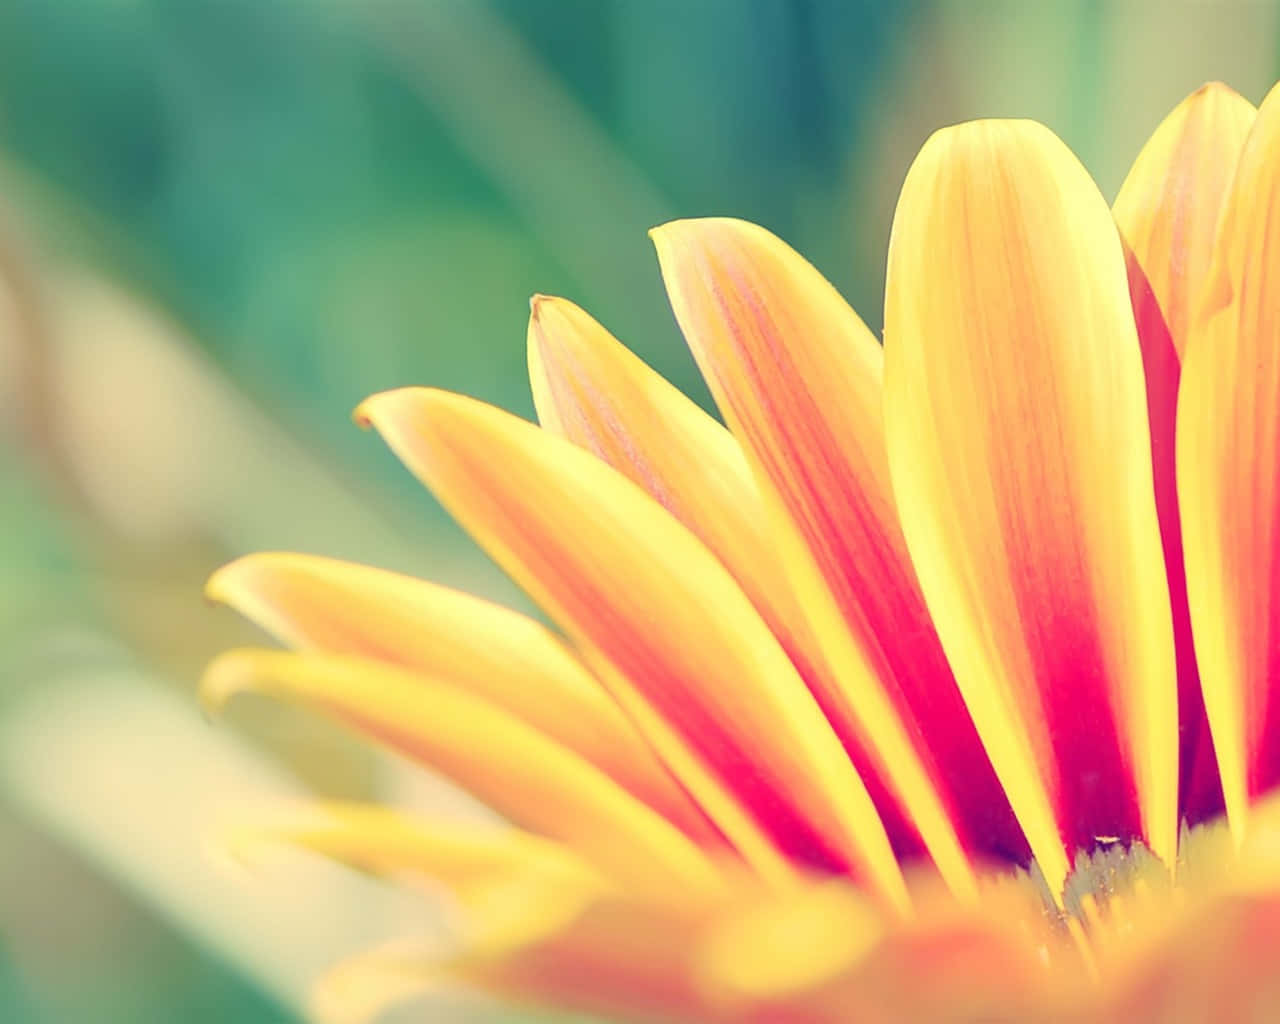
[0,2,1277,1021]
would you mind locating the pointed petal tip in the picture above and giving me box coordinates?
[353,387,438,431]
[648,216,763,252]
[526,293,583,341]
[205,553,267,606]
[354,386,459,435]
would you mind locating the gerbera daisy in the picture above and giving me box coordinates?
[203,80,1280,1022]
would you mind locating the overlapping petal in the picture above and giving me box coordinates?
[206,552,712,840]
[197,76,1280,1024]
[527,294,777,630]
[883,119,1179,895]
[1122,249,1221,824]
[357,388,909,910]
[201,648,719,896]
[1114,83,1256,356]
[653,217,1025,900]
[527,293,920,854]
[1179,82,1280,838]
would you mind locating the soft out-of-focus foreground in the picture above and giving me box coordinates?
[0,2,1276,1021]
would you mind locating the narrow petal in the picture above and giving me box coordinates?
[1114,82,1256,356]
[236,802,603,892]
[883,120,1179,895]
[527,294,774,627]
[206,552,712,842]
[653,217,1023,895]
[1179,82,1280,839]
[201,648,720,896]
[358,388,909,912]
[1123,250,1222,824]
[528,293,923,857]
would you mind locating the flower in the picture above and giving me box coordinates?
[203,80,1280,1022]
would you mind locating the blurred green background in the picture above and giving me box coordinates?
[0,1,1277,1021]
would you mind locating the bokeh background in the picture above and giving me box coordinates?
[0,1,1276,1021]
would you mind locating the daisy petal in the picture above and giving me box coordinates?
[236,802,603,892]
[206,552,712,841]
[1114,83,1256,356]
[201,648,719,895]
[653,217,1022,896]
[1179,82,1280,838]
[527,294,775,630]
[358,387,909,911]
[884,119,1179,895]
[528,293,922,857]
[1123,251,1222,824]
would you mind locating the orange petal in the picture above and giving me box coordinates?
[883,119,1179,896]
[358,387,909,912]
[653,217,1022,897]
[201,648,719,896]
[206,552,713,843]
[527,294,924,858]
[1178,82,1280,841]
[1114,82,1256,356]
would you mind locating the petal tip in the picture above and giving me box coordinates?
[205,553,277,606]
[354,386,446,433]
[199,649,259,716]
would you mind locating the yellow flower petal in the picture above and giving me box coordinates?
[236,802,603,892]
[1114,82,1256,357]
[527,294,774,634]
[1179,81,1280,841]
[201,648,719,896]
[527,294,922,853]
[357,387,909,912]
[652,217,1022,899]
[884,119,1179,897]
[206,552,712,842]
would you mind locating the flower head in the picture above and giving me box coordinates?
[204,81,1280,1022]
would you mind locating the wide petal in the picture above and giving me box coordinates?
[201,648,719,896]
[1178,82,1280,839]
[358,387,909,911]
[527,293,923,858]
[883,119,1179,895]
[653,217,1023,894]
[1114,83,1256,356]
[206,552,712,841]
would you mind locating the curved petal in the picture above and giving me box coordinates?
[201,648,720,897]
[653,217,1023,896]
[1179,82,1280,840]
[527,293,922,856]
[883,119,1179,896]
[206,552,713,842]
[235,802,603,892]
[1114,82,1256,356]
[357,388,909,912]
[527,294,773,621]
